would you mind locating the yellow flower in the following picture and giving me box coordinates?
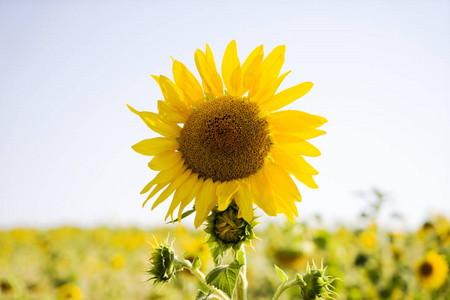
[130,40,326,227]
[57,283,83,300]
[360,231,377,249]
[415,251,448,290]
[110,253,125,269]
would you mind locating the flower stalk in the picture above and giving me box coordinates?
[178,258,231,300]
[235,246,248,300]
[272,279,299,300]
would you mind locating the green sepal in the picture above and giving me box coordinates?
[192,256,202,270]
[296,274,306,286]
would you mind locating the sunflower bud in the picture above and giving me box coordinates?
[205,201,258,265]
[214,206,246,243]
[148,240,183,285]
[296,261,337,300]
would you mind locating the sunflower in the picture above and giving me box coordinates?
[129,41,326,228]
[415,251,449,290]
[57,283,83,300]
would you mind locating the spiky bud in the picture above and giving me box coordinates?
[148,240,182,285]
[296,261,337,300]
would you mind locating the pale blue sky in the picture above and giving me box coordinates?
[1,0,449,229]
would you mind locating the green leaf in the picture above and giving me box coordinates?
[209,245,224,266]
[192,256,202,270]
[166,206,195,224]
[195,289,212,300]
[205,259,243,298]
[274,264,288,282]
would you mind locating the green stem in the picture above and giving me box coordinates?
[272,279,298,300]
[235,246,247,300]
[177,258,231,300]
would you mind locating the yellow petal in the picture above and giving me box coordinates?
[216,180,239,211]
[271,146,319,175]
[155,75,189,112]
[151,169,192,210]
[276,140,321,157]
[142,183,168,207]
[248,173,277,216]
[241,45,264,94]
[165,173,198,221]
[221,40,242,96]
[194,179,218,228]
[234,180,254,222]
[274,194,297,221]
[294,173,319,189]
[127,104,181,138]
[268,110,327,133]
[177,177,203,221]
[132,138,179,156]
[157,100,189,123]
[260,82,313,111]
[253,71,291,104]
[141,162,186,195]
[141,180,155,195]
[250,45,285,99]
[148,151,182,171]
[271,133,304,144]
[292,129,326,140]
[263,160,301,202]
[172,60,205,104]
[195,46,223,99]
[205,44,218,71]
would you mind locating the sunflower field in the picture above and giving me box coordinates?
[1,212,448,300]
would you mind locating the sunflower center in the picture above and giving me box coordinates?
[420,262,433,277]
[179,96,270,182]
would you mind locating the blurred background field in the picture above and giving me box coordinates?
[1,194,449,300]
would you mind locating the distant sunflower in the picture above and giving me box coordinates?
[57,283,83,300]
[415,251,448,290]
[129,41,326,227]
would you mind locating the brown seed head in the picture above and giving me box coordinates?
[179,96,270,182]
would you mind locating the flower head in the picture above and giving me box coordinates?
[415,251,448,290]
[130,41,326,227]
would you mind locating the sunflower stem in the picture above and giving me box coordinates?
[235,246,247,300]
[272,279,299,300]
[178,258,231,300]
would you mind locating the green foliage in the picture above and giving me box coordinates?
[205,252,245,298]
[166,206,196,224]
[274,265,288,282]
[195,289,212,300]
